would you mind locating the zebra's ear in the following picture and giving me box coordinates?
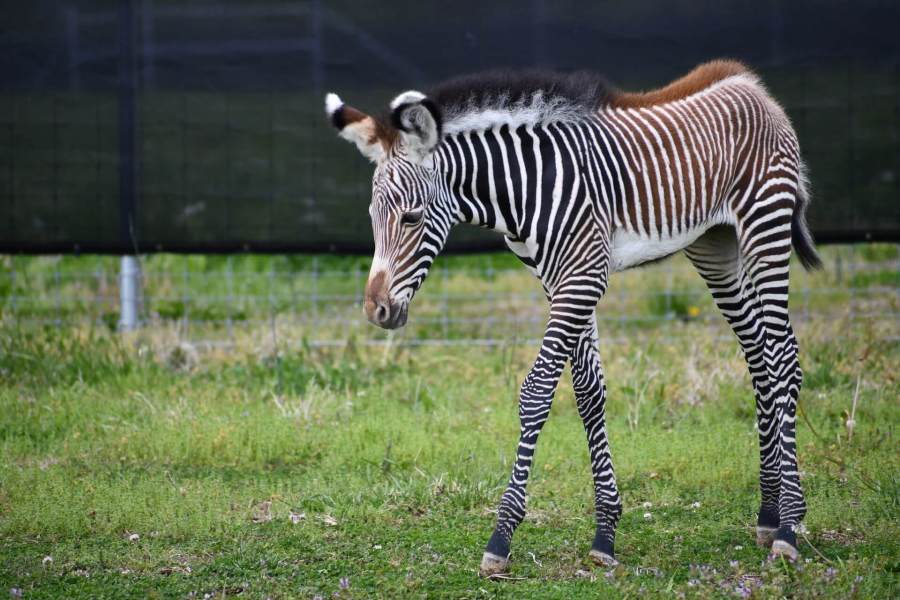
[325,93,388,163]
[389,91,442,163]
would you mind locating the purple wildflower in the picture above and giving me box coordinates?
[825,567,837,579]
[339,577,350,590]
[729,560,739,569]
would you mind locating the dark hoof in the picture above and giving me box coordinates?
[770,525,800,561]
[479,551,510,577]
[756,525,778,548]
[770,539,800,561]
[589,549,618,567]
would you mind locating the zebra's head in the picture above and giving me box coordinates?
[325,90,449,329]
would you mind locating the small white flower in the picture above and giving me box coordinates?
[373,544,382,550]
[690,501,701,509]
[734,545,743,551]
[642,501,653,509]
[643,512,652,520]
[289,511,305,524]
[42,556,53,565]
[128,533,140,542]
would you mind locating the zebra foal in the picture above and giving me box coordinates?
[326,60,821,573]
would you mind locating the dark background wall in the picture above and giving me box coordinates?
[1,0,898,253]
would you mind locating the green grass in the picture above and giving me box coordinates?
[1,252,898,598]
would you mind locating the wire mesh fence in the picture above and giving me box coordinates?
[2,245,897,350]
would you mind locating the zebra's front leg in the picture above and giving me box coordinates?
[571,317,622,566]
[480,303,592,576]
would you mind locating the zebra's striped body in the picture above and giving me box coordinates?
[326,60,820,571]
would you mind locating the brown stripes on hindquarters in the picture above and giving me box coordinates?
[602,74,775,240]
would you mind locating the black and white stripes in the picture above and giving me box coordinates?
[326,60,820,572]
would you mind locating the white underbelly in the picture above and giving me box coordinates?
[610,228,707,272]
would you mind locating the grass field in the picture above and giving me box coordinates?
[1,249,898,598]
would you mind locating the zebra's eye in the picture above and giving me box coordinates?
[400,209,424,226]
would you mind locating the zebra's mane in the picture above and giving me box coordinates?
[411,61,753,136]
[425,69,615,134]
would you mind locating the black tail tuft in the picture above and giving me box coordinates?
[792,165,823,271]
[793,212,822,271]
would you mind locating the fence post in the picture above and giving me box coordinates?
[118,0,140,331]
[119,255,141,331]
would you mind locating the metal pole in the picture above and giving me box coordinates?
[119,255,141,331]
[118,0,139,332]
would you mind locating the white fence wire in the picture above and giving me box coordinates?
[1,245,898,349]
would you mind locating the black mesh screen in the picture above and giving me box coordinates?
[1,0,898,254]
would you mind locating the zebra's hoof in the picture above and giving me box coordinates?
[479,551,510,577]
[589,549,618,567]
[770,539,800,562]
[756,525,778,548]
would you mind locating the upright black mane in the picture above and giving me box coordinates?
[426,69,616,119]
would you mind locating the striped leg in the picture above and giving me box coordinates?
[740,225,806,560]
[685,227,782,545]
[571,315,622,566]
[480,288,600,576]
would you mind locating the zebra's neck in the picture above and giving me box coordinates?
[435,124,563,241]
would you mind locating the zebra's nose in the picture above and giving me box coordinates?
[365,297,399,328]
[373,298,391,325]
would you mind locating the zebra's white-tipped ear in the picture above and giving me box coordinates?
[390,90,442,163]
[325,92,388,163]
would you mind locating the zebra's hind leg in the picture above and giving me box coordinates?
[738,193,806,560]
[685,226,783,548]
[571,315,622,566]
[740,238,807,561]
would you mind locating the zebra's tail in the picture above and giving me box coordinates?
[792,162,823,271]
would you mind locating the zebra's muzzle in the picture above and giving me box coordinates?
[365,297,408,329]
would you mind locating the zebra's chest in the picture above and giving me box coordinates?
[609,227,709,272]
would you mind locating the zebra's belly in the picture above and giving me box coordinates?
[610,227,710,272]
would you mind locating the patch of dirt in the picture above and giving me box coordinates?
[815,528,865,545]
